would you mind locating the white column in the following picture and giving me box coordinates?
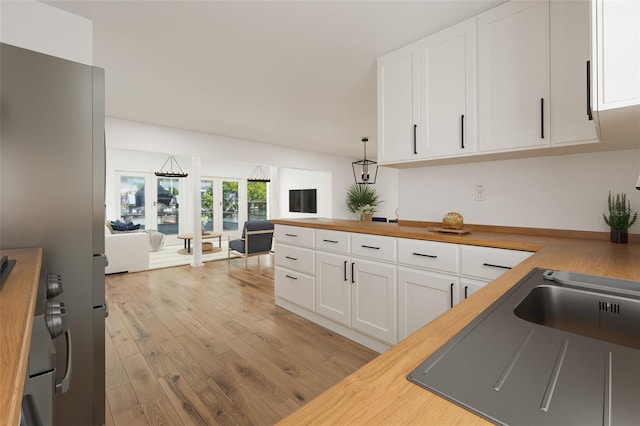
[191,156,203,267]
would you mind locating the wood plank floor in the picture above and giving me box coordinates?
[105,255,378,425]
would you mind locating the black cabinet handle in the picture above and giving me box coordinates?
[586,60,593,121]
[413,124,417,155]
[285,274,298,280]
[351,262,355,284]
[412,252,437,259]
[285,233,298,237]
[323,239,338,243]
[540,98,545,139]
[285,256,298,261]
[482,262,512,270]
[464,286,469,299]
[461,114,465,149]
[344,260,348,281]
[361,245,380,250]
[450,283,454,308]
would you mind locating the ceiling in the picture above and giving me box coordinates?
[45,0,502,159]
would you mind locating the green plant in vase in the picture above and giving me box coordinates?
[346,183,381,220]
[603,191,637,243]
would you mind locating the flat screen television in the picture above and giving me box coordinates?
[289,189,317,213]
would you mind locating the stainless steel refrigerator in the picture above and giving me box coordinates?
[0,43,106,425]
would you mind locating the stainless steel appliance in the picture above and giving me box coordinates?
[1,43,107,425]
[22,270,69,425]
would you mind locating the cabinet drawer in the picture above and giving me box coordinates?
[315,229,349,253]
[460,245,533,280]
[274,225,314,247]
[397,239,459,274]
[274,243,315,275]
[350,234,396,262]
[275,267,315,311]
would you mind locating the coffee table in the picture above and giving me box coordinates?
[177,232,222,255]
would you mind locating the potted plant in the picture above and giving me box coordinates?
[603,191,637,243]
[346,183,381,221]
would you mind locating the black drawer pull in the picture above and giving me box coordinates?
[285,256,298,261]
[285,275,298,280]
[323,239,339,243]
[413,124,417,154]
[285,233,298,237]
[464,286,469,299]
[412,252,437,259]
[482,262,511,270]
[361,245,380,250]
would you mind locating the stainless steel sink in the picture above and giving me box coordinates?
[408,268,640,426]
[514,271,640,350]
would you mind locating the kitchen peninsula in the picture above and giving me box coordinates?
[273,218,640,425]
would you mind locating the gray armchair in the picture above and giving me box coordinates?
[228,220,274,267]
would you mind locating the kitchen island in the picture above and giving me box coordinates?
[273,218,640,425]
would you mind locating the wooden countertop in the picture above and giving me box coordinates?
[273,219,640,425]
[0,248,42,426]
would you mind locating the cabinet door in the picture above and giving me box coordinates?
[478,0,550,153]
[316,252,351,326]
[398,268,458,341]
[351,258,397,344]
[459,278,488,303]
[420,17,477,158]
[377,42,420,163]
[593,0,640,110]
[550,0,598,146]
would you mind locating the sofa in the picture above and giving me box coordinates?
[104,220,164,274]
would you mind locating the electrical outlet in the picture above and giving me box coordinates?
[475,184,484,201]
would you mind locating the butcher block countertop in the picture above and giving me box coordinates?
[273,219,640,425]
[0,247,42,426]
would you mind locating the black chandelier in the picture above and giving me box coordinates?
[154,155,188,178]
[352,137,378,184]
[247,165,271,182]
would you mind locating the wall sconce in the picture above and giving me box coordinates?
[352,137,378,184]
[154,155,188,178]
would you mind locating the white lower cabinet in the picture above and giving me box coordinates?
[275,266,315,311]
[351,258,397,345]
[398,267,458,340]
[316,251,350,326]
[316,252,397,345]
[274,225,534,352]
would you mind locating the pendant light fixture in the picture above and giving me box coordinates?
[352,137,378,184]
[154,155,188,178]
[247,165,271,182]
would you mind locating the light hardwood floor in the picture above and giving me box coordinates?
[105,255,378,425]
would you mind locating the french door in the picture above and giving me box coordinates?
[117,172,184,244]
[200,178,243,236]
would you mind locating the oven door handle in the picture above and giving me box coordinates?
[55,329,72,394]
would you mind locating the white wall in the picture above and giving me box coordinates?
[0,0,92,65]
[398,148,640,232]
[105,117,400,223]
[277,168,331,219]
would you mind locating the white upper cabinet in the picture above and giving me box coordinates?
[420,18,477,158]
[477,0,550,153]
[550,0,598,146]
[593,0,640,111]
[377,42,420,163]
